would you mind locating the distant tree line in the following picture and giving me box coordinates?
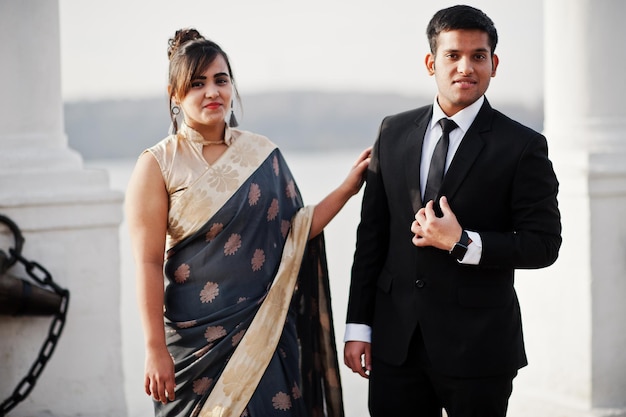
[65,91,543,160]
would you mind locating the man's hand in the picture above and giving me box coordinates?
[344,341,371,379]
[411,196,462,250]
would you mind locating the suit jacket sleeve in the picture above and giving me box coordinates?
[346,118,391,326]
[476,130,561,268]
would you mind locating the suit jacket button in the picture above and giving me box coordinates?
[415,279,425,288]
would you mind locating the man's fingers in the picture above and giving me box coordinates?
[411,220,421,235]
[424,199,436,216]
[344,342,371,379]
[439,195,451,215]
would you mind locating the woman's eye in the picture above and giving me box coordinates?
[191,81,204,88]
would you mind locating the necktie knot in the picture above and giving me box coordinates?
[439,118,458,135]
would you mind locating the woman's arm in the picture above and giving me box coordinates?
[125,152,176,404]
[309,147,371,239]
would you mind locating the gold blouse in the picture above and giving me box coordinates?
[146,123,276,250]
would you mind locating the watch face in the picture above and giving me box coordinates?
[452,243,468,260]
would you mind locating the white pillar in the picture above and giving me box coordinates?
[509,1,626,416]
[0,1,126,416]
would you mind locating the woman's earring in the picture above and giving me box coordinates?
[228,101,239,127]
[169,105,181,134]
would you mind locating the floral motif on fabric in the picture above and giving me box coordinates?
[272,155,279,176]
[231,329,245,347]
[221,361,250,396]
[174,263,190,283]
[195,344,211,358]
[177,320,197,329]
[168,217,186,243]
[272,391,292,411]
[285,179,297,199]
[192,377,213,395]
[281,220,291,238]
[224,233,242,256]
[230,142,259,167]
[200,281,219,303]
[251,249,265,271]
[208,165,239,192]
[204,325,227,343]
[267,199,279,221]
[205,223,224,242]
[292,382,302,400]
[248,183,261,206]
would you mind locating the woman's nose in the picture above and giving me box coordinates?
[205,87,219,98]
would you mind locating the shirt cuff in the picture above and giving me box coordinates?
[459,230,482,265]
[344,323,372,343]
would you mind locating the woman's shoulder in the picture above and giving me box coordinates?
[140,133,185,178]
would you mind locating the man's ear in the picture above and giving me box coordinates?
[491,54,499,77]
[425,53,436,76]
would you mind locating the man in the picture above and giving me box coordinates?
[344,5,561,417]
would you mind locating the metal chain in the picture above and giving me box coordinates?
[0,251,70,417]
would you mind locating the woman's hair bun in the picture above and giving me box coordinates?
[167,28,205,60]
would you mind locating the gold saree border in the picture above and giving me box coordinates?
[199,205,314,417]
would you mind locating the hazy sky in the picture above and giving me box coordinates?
[58,0,544,106]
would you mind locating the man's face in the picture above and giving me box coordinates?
[425,29,499,116]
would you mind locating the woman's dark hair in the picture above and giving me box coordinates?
[167,28,240,132]
[426,5,498,55]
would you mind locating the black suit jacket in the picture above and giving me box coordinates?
[346,99,561,378]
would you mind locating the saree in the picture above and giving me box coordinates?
[147,124,344,417]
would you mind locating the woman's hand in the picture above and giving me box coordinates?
[339,147,372,196]
[309,147,371,238]
[144,344,176,404]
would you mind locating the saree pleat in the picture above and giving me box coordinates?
[149,126,344,417]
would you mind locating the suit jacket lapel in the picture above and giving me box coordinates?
[440,99,493,200]
[404,108,432,214]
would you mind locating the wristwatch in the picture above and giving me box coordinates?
[450,231,472,261]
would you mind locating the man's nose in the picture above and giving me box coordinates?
[457,57,474,75]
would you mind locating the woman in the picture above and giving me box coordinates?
[125,28,370,417]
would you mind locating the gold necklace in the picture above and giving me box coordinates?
[199,139,225,145]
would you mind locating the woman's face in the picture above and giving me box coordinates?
[177,54,233,136]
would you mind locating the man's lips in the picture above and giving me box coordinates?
[453,78,476,87]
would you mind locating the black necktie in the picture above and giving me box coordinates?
[423,118,458,204]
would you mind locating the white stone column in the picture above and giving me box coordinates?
[0,1,126,416]
[509,1,626,416]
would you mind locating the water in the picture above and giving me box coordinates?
[88,149,370,417]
